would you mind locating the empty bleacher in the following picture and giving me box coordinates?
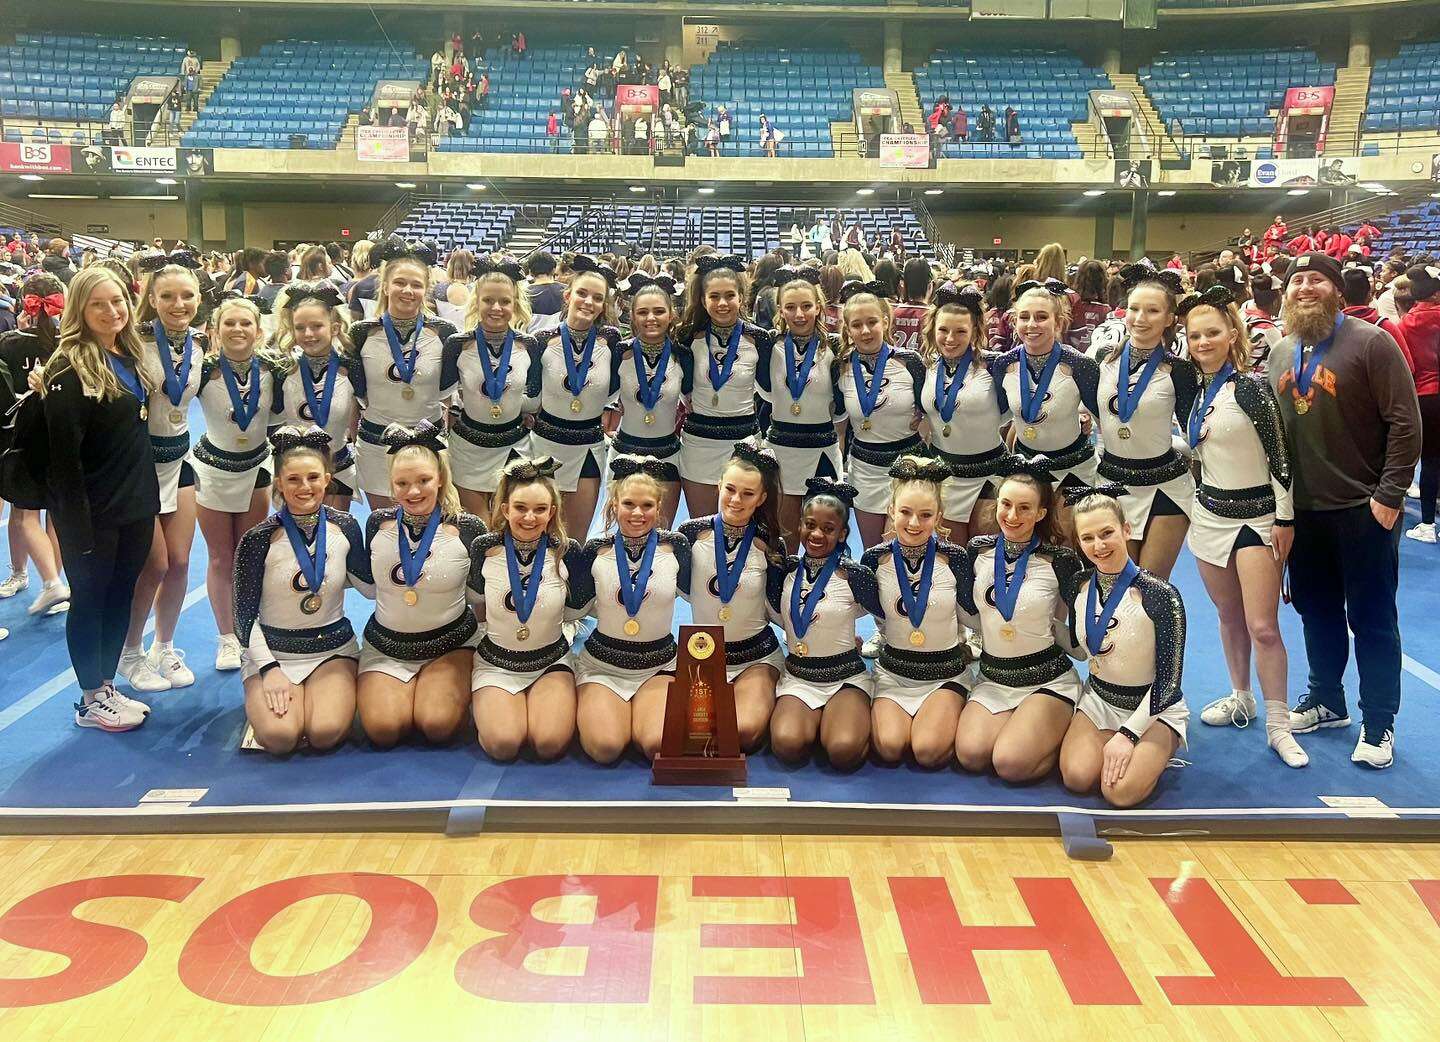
[1369,200,1440,256]
[1365,40,1440,134]
[0,33,184,135]
[912,49,1108,159]
[391,202,522,256]
[1138,46,1335,140]
[183,41,425,150]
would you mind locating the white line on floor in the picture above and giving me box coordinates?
[1403,654,1440,692]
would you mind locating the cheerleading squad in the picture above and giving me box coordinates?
[6,238,1418,803]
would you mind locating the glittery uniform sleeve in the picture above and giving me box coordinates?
[1064,346,1101,417]
[844,558,880,622]
[676,345,695,396]
[858,545,889,618]
[766,555,794,622]
[440,332,465,395]
[559,538,589,622]
[903,350,927,411]
[467,531,503,618]
[233,518,279,674]
[988,351,1013,415]
[344,346,368,404]
[526,330,548,398]
[1169,356,1200,428]
[1119,573,1187,742]
[668,529,692,596]
[1064,568,1089,661]
[267,358,286,416]
[831,352,846,417]
[939,540,978,626]
[456,513,488,605]
[1046,545,1084,652]
[335,510,374,597]
[569,537,602,617]
[751,324,775,395]
[608,339,626,397]
[675,518,709,605]
[1234,374,1293,523]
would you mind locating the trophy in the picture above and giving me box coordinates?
[652,624,747,785]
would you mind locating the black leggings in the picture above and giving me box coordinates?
[59,518,154,690]
[1419,395,1440,524]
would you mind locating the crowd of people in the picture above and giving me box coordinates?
[925,97,1021,148]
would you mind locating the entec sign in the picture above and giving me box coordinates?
[110,146,178,173]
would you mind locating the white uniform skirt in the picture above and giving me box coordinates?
[241,637,361,685]
[331,456,359,498]
[769,441,844,496]
[942,473,994,524]
[1077,682,1190,749]
[968,665,1084,716]
[726,645,786,683]
[470,638,575,694]
[532,432,606,493]
[679,415,760,484]
[848,455,897,514]
[574,646,676,702]
[776,655,874,710]
[358,628,480,683]
[1186,499,1274,568]
[354,438,394,498]
[192,439,269,513]
[873,661,971,716]
[449,422,530,494]
[1117,471,1195,534]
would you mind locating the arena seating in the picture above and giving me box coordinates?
[0,33,184,125]
[391,201,521,256]
[183,41,426,150]
[1368,200,1440,256]
[1138,47,1335,139]
[912,49,1107,159]
[1365,40,1440,133]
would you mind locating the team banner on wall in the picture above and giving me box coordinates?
[69,145,212,175]
[356,126,410,162]
[0,141,72,173]
[878,134,930,169]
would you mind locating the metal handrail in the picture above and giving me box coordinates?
[1188,180,1434,257]
[909,192,954,267]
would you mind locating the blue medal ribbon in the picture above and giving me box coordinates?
[614,529,659,621]
[1187,362,1234,449]
[299,351,340,429]
[891,536,937,631]
[476,329,515,406]
[712,515,757,610]
[784,331,820,405]
[706,324,742,397]
[1018,344,1062,424]
[560,324,597,398]
[397,506,443,591]
[153,320,193,407]
[106,353,145,408]
[633,339,672,412]
[789,550,843,643]
[993,535,1039,623]
[1115,340,1165,424]
[934,350,973,423]
[1085,560,1139,656]
[219,354,262,431]
[279,505,328,597]
[1293,312,1343,396]
[504,530,547,626]
[851,343,892,422]
[381,312,424,386]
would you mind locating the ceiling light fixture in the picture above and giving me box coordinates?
[1082,189,1106,197]
[111,194,179,201]
[1157,190,1177,197]
[394,181,416,189]
[856,187,875,196]
[1286,188,1310,196]
[17,174,43,182]
[29,192,98,200]
[697,187,715,194]
[466,182,487,190]
[923,188,943,195]
[155,177,177,185]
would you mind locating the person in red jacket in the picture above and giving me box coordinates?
[1357,221,1381,242]
[1287,227,1315,255]
[1343,267,1413,370]
[1400,264,1440,543]
[1313,227,1331,254]
[1263,215,1288,250]
[1326,228,1354,260]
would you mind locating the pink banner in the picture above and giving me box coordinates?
[1275,86,1334,157]
[0,142,72,174]
[356,126,409,163]
[879,134,930,169]
[616,84,659,111]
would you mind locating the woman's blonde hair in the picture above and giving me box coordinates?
[1032,242,1067,282]
[446,249,475,282]
[41,267,156,402]
[1011,285,1072,334]
[489,469,568,542]
[920,296,988,366]
[772,278,828,336]
[273,283,355,364]
[837,291,893,361]
[1181,298,1251,373]
[836,249,875,281]
[602,471,667,529]
[464,271,533,333]
[377,257,436,317]
[388,442,463,519]
[135,264,201,326]
[350,239,375,273]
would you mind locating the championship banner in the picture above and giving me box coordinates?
[356,126,410,162]
[0,141,72,174]
[879,134,930,169]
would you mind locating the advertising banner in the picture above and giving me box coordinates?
[356,126,410,162]
[1275,85,1335,156]
[878,134,930,169]
[616,84,660,110]
[1247,157,1318,187]
[129,75,178,105]
[69,146,211,175]
[110,145,181,173]
[0,141,72,174]
[373,80,417,108]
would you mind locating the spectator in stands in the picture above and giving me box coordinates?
[951,104,968,142]
[1287,226,1315,256]
[512,31,527,60]
[1342,266,1412,369]
[704,119,720,157]
[545,110,561,152]
[1166,252,1185,271]
[977,104,996,141]
[1326,227,1355,261]
[298,246,331,282]
[759,114,780,158]
[658,62,673,106]
[889,228,904,260]
[1357,220,1381,243]
[1069,259,1111,353]
[717,106,732,151]
[327,243,353,283]
[631,115,650,155]
[1263,215,1288,252]
[1237,228,1254,252]
[1376,258,1408,322]
[588,110,611,154]
[107,99,128,146]
[182,50,201,111]
[477,71,490,110]
[255,252,289,310]
[1004,105,1021,143]
[345,242,378,320]
[928,98,950,136]
[431,48,445,89]
[42,239,74,287]
[584,62,600,93]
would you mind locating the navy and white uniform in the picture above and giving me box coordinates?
[1070,567,1190,747]
[234,509,373,683]
[359,508,485,682]
[995,345,1101,488]
[190,353,284,512]
[966,535,1084,714]
[138,325,206,513]
[1094,344,1199,534]
[275,346,362,496]
[468,531,582,694]
[761,331,844,495]
[528,323,623,492]
[678,321,774,483]
[349,315,457,496]
[839,346,926,513]
[443,327,539,493]
[861,538,976,715]
[769,554,877,708]
[1185,369,1293,567]
[920,351,1008,523]
[571,530,691,701]
[679,516,785,682]
[609,335,690,468]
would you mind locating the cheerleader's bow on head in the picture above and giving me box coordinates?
[1118,264,1183,296]
[284,282,344,310]
[774,265,822,287]
[503,455,562,482]
[138,249,203,274]
[381,419,447,456]
[728,437,780,476]
[995,453,1057,483]
[217,287,272,314]
[269,424,331,455]
[21,292,64,318]
[1014,277,1069,299]
[931,281,984,311]
[694,254,747,277]
[1060,481,1129,507]
[803,476,859,508]
[371,235,438,267]
[569,254,618,287]
[475,257,526,282]
[1176,285,1236,317]
[838,279,889,303]
[620,272,679,296]
[888,455,952,483]
[609,453,681,484]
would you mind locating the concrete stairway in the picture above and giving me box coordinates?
[1108,71,1185,162]
[1328,64,1370,155]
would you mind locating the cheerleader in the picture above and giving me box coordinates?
[1058,486,1189,807]
[349,236,455,509]
[862,457,976,767]
[357,421,486,747]
[994,279,1101,544]
[1094,266,1197,579]
[272,281,361,508]
[956,460,1085,782]
[768,478,876,769]
[468,457,581,761]
[612,273,688,525]
[116,252,206,693]
[234,427,373,754]
[677,255,774,518]
[1181,288,1307,767]
[529,255,622,539]
[838,282,927,546]
[765,266,843,538]
[443,258,537,518]
[679,440,786,750]
[920,282,1007,544]
[192,296,283,671]
[571,456,690,764]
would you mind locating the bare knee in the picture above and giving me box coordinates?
[1102,775,1156,809]
[253,720,301,756]
[633,726,663,762]
[992,745,1048,784]
[580,729,627,765]
[738,713,768,753]
[479,728,523,762]
[1247,620,1283,649]
[871,728,909,764]
[1060,754,1099,795]
[955,733,993,774]
[305,720,351,752]
[361,710,411,749]
[530,724,574,761]
[770,718,811,763]
[912,734,954,769]
[824,733,869,771]
[415,703,463,745]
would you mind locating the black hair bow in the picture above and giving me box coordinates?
[381,418,447,455]
[931,281,984,311]
[1014,277,1069,299]
[371,235,438,267]
[774,265,822,287]
[503,455,561,481]
[1117,264,1183,296]
[609,453,681,483]
[269,424,331,455]
[838,279,889,303]
[620,272,679,296]
[138,249,203,274]
[888,455,952,482]
[569,254,618,287]
[729,437,780,477]
[475,257,526,282]
[995,452,1057,483]
[217,288,272,314]
[1060,481,1129,507]
[1176,285,1235,317]
[802,477,859,508]
[694,254,747,277]
[284,281,343,310]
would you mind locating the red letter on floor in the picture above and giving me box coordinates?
[692,876,874,1005]
[1412,880,1440,928]
[178,872,436,1005]
[889,876,1138,1005]
[0,874,202,1007]
[456,875,657,1003]
[1151,877,1363,1006]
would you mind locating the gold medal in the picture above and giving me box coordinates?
[790,402,802,416]
[490,404,503,420]
[1023,425,1037,441]
[909,629,925,647]
[570,397,583,413]
[712,392,720,406]
[516,625,530,641]
[236,433,248,446]
[623,617,641,636]
[643,412,656,425]
[300,593,323,615]
[138,405,148,422]
[860,418,873,431]
[401,385,416,401]
[1117,425,1131,440]
[169,408,184,424]
[793,641,808,657]
[1294,397,1310,415]
[999,622,1017,641]
[941,423,952,438]
[403,588,419,606]
[718,604,732,622]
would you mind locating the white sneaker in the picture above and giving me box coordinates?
[1405,522,1437,544]
[1351,726,1395,769]
[74,689,146,732]
[1200,690,1257,727]
[1289,695,1351,734]
[118,647,171,693]
[215,634,243,671]
[150,645,194,688]
[0,572,28,599]
[861,632,883,659]
[27,581,71,616]
[1408,482,1421,498]
[45,599,69,616]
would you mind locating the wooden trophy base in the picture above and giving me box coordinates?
[651,625,748,787]
[652,752,747,787]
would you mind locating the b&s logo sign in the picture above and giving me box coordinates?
[0,142,72,174]
[110,146,179,173]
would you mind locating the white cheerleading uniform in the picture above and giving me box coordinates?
[349,316,458,497]
[995,345,1101,488]
[1094,345,1199,534]
[468,532,582,694]
[761,332,844,495]
[234,509,373,684]
[528,323,623,492]
[190,353,283,512]
[769,555,877,709]
[839,346,926,513]
[679,515,785,682]
[965,536,1084,714]
[609,336,689,468]
[1185,370,1293,567]
[571,530,690,701]
[443,328,539,493]
[359,508,486,682]
[861,538,976,715]
[1070,568,1190,747]
[921,352,1009,523]
[275,347,362,496]
[679,322,773,483]
[138,325,205,514]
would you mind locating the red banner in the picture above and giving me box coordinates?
[616,84,659,110]
[1275,85,1334,157]
[0,142,72,174]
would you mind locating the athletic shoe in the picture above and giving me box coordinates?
[44,599,69,616]
[1351,726,1395,769]
[107,681,151,716]
[860,633,883,659]
[1405,522,1437,544]
[118,647,172,693]
[1290,694,1351,734]
[150,645,194,688]
[27,582,71,616]
[74,690,146,732]
[1200,690,1256,727]
[0,573,28,599]
[1408,482,1421,498]
[215,634,243,671]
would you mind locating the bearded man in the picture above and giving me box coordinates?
[1268,252,1421,769]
